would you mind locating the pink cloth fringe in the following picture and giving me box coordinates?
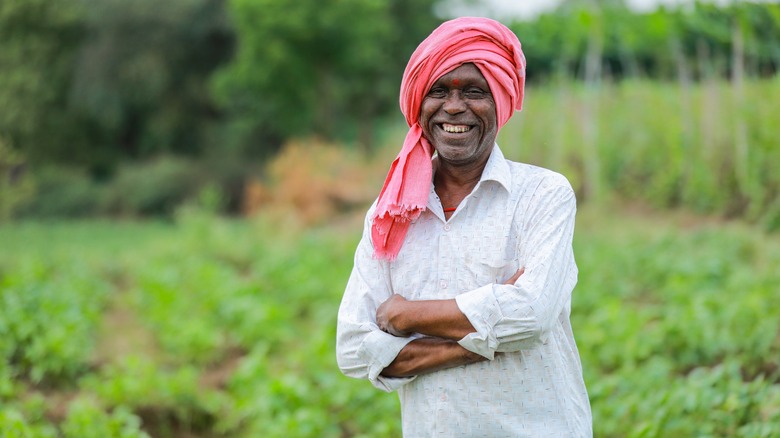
[371,17,526,260]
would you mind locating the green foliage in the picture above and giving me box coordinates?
[0,0,777,182]
[61,397,149,438]
[69,0,234,164]
[79,357,222,435]
[500,77,780,229]
[0,408,56,438]
[0,0,233,173]
[508,1,780,81]
[573,210,780,437]
[1,207,778,436]
[213,0,440,152]
[0,138,34,221]
[16,156,247,219]
[0,257,109,384]
[103,157,204,217]
[17,166,105,218]
[4,0,780,222]
[0,0,86,166]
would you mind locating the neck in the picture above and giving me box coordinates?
[433,154,488,190]
[433,156,488,212]
[434,164,481,192]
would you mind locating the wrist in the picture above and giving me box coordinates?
[459,344,488,363]
[391,299,411,334]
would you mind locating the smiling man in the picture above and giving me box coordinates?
[336,17,592,437]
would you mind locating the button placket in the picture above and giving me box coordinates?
[437,228,454,297]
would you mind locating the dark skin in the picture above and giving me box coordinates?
[379,63,523,378]
[379,269,523,377]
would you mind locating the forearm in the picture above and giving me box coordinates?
[377,272,523,341]
[380,337,486,378]
[394,299,475,340]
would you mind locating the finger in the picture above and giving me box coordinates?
[503,267,524,285]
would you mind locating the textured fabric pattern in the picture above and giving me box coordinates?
[371,17,526,260]
[337,146,592,437]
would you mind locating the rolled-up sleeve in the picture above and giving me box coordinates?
[455,180,578,359]
[336,210,417,392]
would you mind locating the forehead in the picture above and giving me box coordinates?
[433,63,488,85]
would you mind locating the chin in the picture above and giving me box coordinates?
[436,149,478,165]
[436,142,490,165]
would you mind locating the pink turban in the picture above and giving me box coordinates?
[371,17,526,260]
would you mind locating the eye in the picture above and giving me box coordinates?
[427,87,447,98]
[464,87,489,98]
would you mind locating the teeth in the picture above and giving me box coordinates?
[442,124,470,133]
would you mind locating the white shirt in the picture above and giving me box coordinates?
[336,145,592,437]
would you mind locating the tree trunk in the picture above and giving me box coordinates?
[581,7,603,203]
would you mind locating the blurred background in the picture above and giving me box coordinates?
[1,0,779,437]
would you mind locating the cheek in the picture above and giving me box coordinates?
[479,109,498,132]
[484,104,498,132]
[419,101,437,134]
[419,100,436,120]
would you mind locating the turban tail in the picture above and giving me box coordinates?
[371,17,526,260]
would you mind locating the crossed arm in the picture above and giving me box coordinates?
[378,269,523,377]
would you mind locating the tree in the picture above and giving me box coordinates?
[68,0,234,172]
[212,0,441,155]
[0,0,86,167]
[0,0,234,175]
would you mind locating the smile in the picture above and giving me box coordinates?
[441,123,472,133]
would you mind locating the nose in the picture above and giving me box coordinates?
[442,91,466,114]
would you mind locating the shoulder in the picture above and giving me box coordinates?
[505,162,577,230]
[505,161,574,197]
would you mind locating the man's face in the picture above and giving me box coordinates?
[419,63,498,166]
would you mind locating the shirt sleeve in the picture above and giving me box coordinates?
[455,176,578,359]
[336,209,417,392]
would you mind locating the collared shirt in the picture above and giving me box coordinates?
[336,145,592,437]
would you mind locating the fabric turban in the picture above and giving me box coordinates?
[371,17,526,260]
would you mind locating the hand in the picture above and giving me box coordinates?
[460,346,490,364]
[376,294,410,337]
[503,267,525,285]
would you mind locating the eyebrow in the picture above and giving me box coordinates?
[435,75,488,87]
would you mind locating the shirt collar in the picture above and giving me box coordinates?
[427,143,513,211]
[478,143,512,193]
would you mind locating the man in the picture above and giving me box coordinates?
[336,17,592,437]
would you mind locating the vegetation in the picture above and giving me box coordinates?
[499,77,780,231]
[1,1,779,435]
[213,0,440,152]
[511,1,780,82]
[1,205,779,436]
[2,1,779,222]
[0,0,234,173]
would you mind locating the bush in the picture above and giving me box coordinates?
[0,258,109,383]
[264,138,381,224]
[61,397,149,438]
[499,78,780,230]
[18,166,104,218]
[0,408,57,438]
[0,138,35,221]
[102,156,203,216]
[18,153,257,219]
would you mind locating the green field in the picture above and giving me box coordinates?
[1,204,779,437]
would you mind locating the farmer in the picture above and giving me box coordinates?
[336,17,592,437]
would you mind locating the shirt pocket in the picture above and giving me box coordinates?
[482,253,521,284]
[460,252,519,289]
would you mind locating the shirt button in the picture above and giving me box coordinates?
[443,224,451,231]
[439,280,447,289]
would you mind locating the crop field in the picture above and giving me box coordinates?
[1,205,779,437]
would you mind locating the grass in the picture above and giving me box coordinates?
[1,203,779,437]
[498,77,780,230]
